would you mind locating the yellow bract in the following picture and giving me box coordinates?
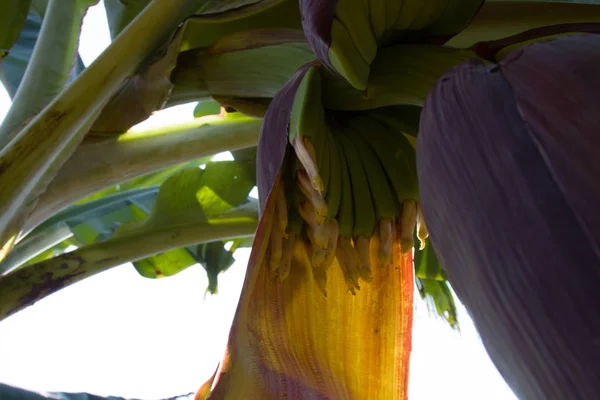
[202,179,414,400]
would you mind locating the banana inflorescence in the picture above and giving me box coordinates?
[301,0,484,90]
[267,65,428,296]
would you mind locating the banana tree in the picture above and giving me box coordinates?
[0,0,599,399]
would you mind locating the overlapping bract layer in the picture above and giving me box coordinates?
[300,0,484,89]
[261,63,425,297]
[204,194,414,399]
[417,34,600,400]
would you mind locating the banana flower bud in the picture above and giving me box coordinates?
[417,34,600,400]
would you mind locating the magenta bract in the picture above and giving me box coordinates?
[417,34,600,400]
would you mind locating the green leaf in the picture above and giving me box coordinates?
[131,159,256,287]
[414,237,447,281]
[416,278,459,330]
[194,99,222,117]
[1,187,159,273]
[414,235,457,328]
[0,167,258,321]
[0,1,31,53]
[197,240,236,294]
[31,187,159,238]
[75,156,211,205]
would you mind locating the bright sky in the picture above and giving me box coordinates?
[0,2,517,399]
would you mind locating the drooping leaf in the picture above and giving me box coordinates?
[416,278,458,329]
[1,187,159,272]
[414,237,447,281]
[0,166,258,321]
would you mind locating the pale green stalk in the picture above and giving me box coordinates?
[23,113,261,234]
[0,0,97,147]
[0,222,73,275]
[0,212,258,322]
[0,0,204,259]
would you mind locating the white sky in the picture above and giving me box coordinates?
[0,2,517,399]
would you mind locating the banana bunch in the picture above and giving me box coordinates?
[300,0,484,89]
[264,65,427,296]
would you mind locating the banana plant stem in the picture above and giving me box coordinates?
[0,0,203,260]
[23,113,261,234]
[0,222,73,275]
[0,213,258,322]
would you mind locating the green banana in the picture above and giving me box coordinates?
[334,0,377,65]
[336,122,378,284]
[367,0,387,39]
[349,113,420,253]
[342,120,400,222]
[331,127,354,240]
[328,123,360,294]
[328,20,371,92]
[350,115,419,203]
[324,129,342,223]
[319,128,331,199]
[341,118,402,270]
[336,125,376,240]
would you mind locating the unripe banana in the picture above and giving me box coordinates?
[349,114,419,203]
[336,124,376,239]
[328,124,362,293]
[324,130,342,221]
[340,120,401,221]
[328,21,371,91]
[333,0,377,65]
[330,126,354,239]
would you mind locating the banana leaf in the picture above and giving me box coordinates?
[0,382,193,400]
[132,157,257,293]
